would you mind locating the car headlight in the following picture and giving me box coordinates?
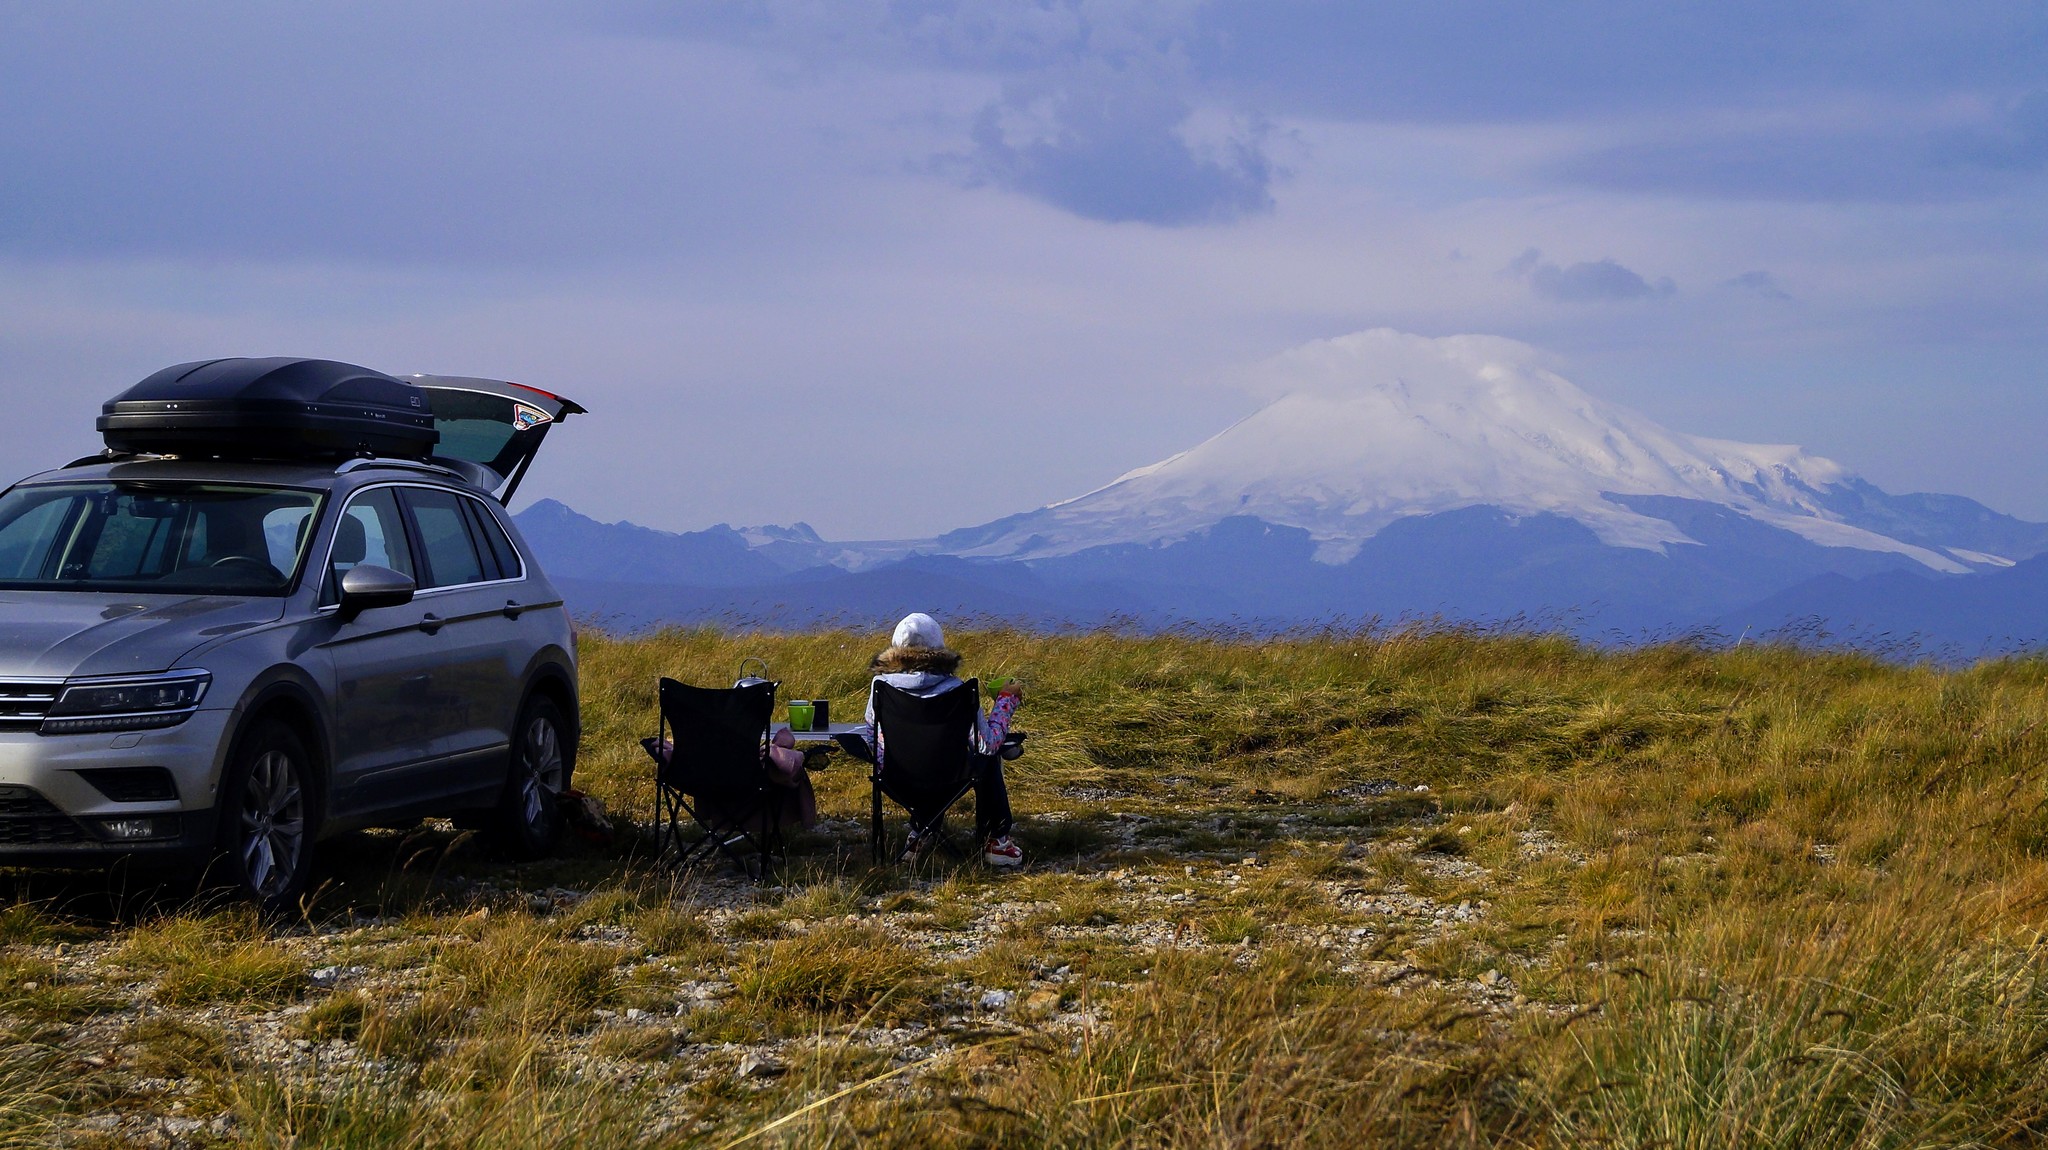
[40,672,211,735]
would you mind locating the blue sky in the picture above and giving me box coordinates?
[2,1,2044,537]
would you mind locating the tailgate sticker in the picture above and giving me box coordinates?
[511,403,554,431]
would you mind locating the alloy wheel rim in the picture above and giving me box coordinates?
[238,747,305,899]
[518,716,564,828]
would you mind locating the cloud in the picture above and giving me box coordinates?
[1725,270,1793,300]
[1555,93,2048,203]
[621,3,2048,211]
[1555,131,1924,202]
[0,4,848,266]
[623,3,2048,213]
[624,1,1277,225]
[1506,250,1676,303]
[1241,328,1557,402]
[644,2,2048,124]
[1194,2,2048,121]
[1932,90,2048,172]
[960,73,1275,225]
[619,0,1194,74]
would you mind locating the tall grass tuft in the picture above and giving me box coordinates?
[1547,883,2048,1147]
[732,921,932,1021]
[114,908,306,1006]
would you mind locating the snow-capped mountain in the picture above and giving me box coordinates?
[938,330,2009,574]
[516,328,2048,645]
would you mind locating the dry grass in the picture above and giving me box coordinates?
[732,921,933,1020]
[113,908,306,1007]
[2,627,2047,1146]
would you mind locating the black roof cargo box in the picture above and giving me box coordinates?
[98,358,438,460]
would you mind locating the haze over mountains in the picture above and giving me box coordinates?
[522,331,2048,655]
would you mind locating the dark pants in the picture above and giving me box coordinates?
[880,753,1013,839]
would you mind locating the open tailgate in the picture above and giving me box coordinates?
[407,375,586,504]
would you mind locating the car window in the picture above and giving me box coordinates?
[324,488,414,605]
[402,488,487,588]
[0,497,70,579]
[90,506,176,578]
[464,498,522,581]
[0,482,321,595]
[414,380,579,492]
[264,506,314,573]
[459,499,503,581]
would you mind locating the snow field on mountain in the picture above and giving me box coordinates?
[971,329,1966,571]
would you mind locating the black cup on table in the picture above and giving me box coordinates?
[811,699,830,730]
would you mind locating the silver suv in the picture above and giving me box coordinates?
[0,359,583,909]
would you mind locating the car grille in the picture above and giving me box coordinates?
[0,682,60,730]
[0,785,93,844]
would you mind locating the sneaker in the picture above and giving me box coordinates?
[983,835,1024,868]
[897,827,934,865]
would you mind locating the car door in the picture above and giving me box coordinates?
[317,486,440,817]
[395,485,519,802]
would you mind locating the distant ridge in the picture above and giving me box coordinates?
[513,499,786,587]
[1720,552,2048,660]
[511,330,2048,653]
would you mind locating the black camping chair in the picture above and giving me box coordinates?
[869,678,983,865]
[641,676,781,874]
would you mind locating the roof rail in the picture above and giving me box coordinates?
[334,456,468,480]
[57,451,477,479]
[334,455,497,490]
[64,452,122,468]
[63,450,160,468]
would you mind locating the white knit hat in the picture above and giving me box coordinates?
[891,612,945,650]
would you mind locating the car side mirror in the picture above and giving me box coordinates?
[336,564,415,621]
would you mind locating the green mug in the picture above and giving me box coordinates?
[787,701,814,731]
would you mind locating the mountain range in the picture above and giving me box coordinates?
[519,330,2048,657]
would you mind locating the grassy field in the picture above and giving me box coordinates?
[5,626,2048,1147]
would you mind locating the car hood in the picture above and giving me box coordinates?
[0,593,286,679]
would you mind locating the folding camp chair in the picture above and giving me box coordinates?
[868,678,983,865]
[642,676,782,874]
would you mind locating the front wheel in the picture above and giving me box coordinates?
[486,694,574,859]
[215,719,318,913]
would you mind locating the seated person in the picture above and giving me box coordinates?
[855,612,1024,867]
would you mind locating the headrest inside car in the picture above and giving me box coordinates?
[333,514,367,565]
[202,514,260,562]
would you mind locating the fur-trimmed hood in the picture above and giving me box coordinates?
[870,645,963,675]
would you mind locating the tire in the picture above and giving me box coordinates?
[486,693,574,860]
[215,718,318,913]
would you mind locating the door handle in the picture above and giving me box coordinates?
[418,613,444,635]
[502,600,524,619]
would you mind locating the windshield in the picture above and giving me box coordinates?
[0,482,324,596]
